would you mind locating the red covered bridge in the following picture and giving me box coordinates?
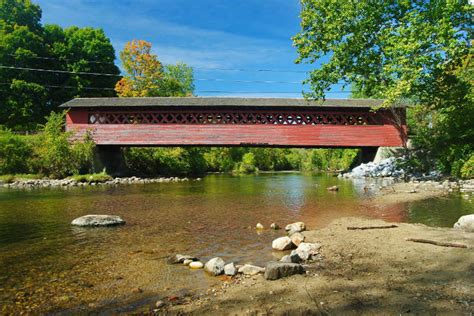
[61,97,407,149]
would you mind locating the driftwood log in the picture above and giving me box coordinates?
[406,238,468,248]
[347,225,398,230]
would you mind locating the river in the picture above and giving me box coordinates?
[0,173,472,314]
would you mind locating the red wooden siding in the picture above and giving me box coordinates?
[66,107,406,147]
[66,123,404,147]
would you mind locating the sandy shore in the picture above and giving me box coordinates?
[162,182,473,315]
[166,217,473,315]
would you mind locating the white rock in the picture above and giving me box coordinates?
[453,214,474,232]
[204,257,225,275]
[289,232,305,246]
[183,259,193,266]
[291,242,322,261]
[71,215,125,227]
[189,261,204,269]
[238,264,265,275]
[285,222,306,234]
[256,223,264,230]
[224,262,237,276]
[272,236,295,251]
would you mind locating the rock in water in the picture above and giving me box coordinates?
[189,261,204,269]
[272,236,295,251]
[280,254,302,264]
[264,262,305,280]
[291,242,322,261]
[327,185,339,191]
[285,222,306,234]
[270,223,280,230]
[167,254,198,264]
[238,264,265,275]
[204,257,225,276]
[224,262,237,276]
[289,232,305,246]
[453,214,474,232]
[71,215,125,227]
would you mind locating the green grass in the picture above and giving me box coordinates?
[0,174,43,183]
[69,172,113,183]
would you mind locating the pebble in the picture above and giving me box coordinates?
[189,261,204,269]
[155,300,165,308]
[256,223,264,230]
[270,223,280,230]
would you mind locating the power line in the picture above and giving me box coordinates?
[0,82,115,90]
[0,82,353,94]
[0,65,121,77]
[6,54,314,74]
[1,65,353,86]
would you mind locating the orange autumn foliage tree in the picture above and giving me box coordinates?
[115,40,194,97]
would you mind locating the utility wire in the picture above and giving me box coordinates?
[1,65,354,86]
[6,53,313,73]
[0,82,352,94]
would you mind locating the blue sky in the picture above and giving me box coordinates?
[36,0,351,98]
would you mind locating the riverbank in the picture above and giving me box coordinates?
[369,178,474,205]
[167,217,473,315]
[0,176,198,189]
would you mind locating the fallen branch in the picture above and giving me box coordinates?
[406,238,468,248]
[347,225,398,230]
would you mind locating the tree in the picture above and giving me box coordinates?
[115,40,194,97]
[0,0,120,130]
[293,0,473,177]
[293,0,472,103]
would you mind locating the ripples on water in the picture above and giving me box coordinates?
[0,173,472,313]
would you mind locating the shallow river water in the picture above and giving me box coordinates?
[0,173,472,313]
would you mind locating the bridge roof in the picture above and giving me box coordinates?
[60,97,403,108]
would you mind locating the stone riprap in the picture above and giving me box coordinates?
[3,176,199,189]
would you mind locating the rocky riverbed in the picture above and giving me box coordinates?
[1,176,200,189]
[164,217,473,315]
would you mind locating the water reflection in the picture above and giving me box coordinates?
[0,173,471,314]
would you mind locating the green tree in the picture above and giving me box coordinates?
[0,0,120,130]
[293,0,473,177]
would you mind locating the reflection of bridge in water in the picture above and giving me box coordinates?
[61,97,407,173]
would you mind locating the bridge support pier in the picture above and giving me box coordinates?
[359,147,378,164]
[93,146,126,176]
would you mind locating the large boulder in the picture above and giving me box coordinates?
[238,264,265,275]
[272,236,295,251]
[285,222,306,234]
[453,214,474,232]
[204,257,225,276]
[264,262,305,280]
[71,215,125,227]
[291,242,322,261]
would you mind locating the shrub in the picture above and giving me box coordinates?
[0,129,32,174]
[460,154,474,179]
[32,112,96,178]
[234,152,258,174]
[70,172,112,183]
